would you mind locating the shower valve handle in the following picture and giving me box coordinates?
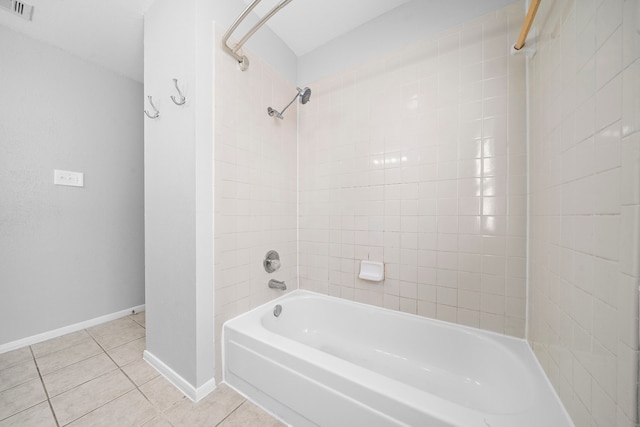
[266,258,280,270]
[263,250,281,273]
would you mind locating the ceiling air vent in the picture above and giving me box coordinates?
[0,0,34,21]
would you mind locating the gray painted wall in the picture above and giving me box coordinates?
[144,0,217,389]
[143,0,297,390]
[0,25,145,346]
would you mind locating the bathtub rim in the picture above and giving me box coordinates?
[224,289,528,346]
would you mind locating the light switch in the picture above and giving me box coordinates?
[54,170,84,187]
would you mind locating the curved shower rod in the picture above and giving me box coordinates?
[222,0,293,71]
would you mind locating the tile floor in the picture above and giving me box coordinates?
[0,312,285,426]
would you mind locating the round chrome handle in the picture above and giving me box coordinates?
[263,250,280,273]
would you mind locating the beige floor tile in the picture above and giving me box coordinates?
[107,337,146,367]
[131,312,146,328]
[36,339,103,375]
[50,370,134,425]
[0,348,32,372]
[0,360,39,393]
[163,384,244,427]
[0,379,47,420]
[42,353,118,397]
[0,401,56,427]
[121,359,159,386]
[66,390,157,427]
[217,401,286,427]
[139,376,186,412]
[141,415,173,427]
[31,331,91,358]
[88,318,145,350]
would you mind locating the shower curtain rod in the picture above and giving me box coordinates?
[514,0,541,50]
[222,0,293,71]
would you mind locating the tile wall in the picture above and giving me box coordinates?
[298,2,528,336]
[213,34,298,381]
[528,0,640,426]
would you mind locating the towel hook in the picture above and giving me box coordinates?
[144,96,160,119]
[170,78,186,105]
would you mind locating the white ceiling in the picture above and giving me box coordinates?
[244,0,413,56]
[0,0,154,81]
[0,0,516,83]
[0,0,155,82]
[0,0,414,82]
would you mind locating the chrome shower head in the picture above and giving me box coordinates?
[267,86,312,119]
[298,87,311,104]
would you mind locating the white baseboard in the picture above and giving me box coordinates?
[143,350,216,402]
[0,304,145,355]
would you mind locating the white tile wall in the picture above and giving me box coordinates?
[298,2,528,337]
[529,0,640,425]
[213,33,298,381]
[208,2,638,423]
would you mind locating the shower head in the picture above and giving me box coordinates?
[267,86,312,119]
[298,87,311,104]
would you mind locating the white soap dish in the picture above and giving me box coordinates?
[359,260,384,282]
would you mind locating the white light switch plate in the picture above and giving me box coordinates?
[54,170,84,187]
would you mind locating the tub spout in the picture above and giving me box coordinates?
[268,279,287,291]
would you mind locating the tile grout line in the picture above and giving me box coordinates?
[50,332,130,426]
[1,315,173,427]
[81,321,164,427]
[4,315,273,426]
[36,318,150,426]
[214,399,248,426]
[29,345,61,427]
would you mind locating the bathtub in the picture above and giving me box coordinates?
[223,290,573,427]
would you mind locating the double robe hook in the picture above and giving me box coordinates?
[144,78,187,119]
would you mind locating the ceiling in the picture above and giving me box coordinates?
[0,0,155,82]
[0,0,514,83]
[0,0,414,82]
[244,0,412,56]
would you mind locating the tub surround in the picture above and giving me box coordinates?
[528,0,640,425]
[299,2,528,337]
[213,30,299,384]
[139,0,639,423]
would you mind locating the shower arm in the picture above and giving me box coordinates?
[276,89,302,117]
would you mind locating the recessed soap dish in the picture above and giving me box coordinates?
[359,260,384,282]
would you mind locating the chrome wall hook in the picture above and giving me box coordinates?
[170,79,186,105]
[144,96,160,119]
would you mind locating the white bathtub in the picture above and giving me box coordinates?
[223,290,573,427]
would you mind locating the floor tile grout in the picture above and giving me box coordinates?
[53,319,161,426]
[1,313,282,427]
[91,327,166,418]
[214,399,247,426]
[0,316,150,426]
[29,345,61,427]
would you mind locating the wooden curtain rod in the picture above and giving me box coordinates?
[514,0,541,50]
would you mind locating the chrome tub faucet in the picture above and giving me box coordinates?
[268,279,286,291]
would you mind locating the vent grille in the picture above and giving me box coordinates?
[0,0,34,21]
